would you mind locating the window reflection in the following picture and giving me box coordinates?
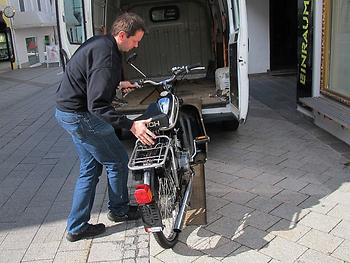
[63,0,86,44]
[328,0,350,99]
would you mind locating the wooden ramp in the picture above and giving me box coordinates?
[185,163,207,225]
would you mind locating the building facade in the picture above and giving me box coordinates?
[297,0,350,145]
[0,0,14,70]
[244,0,350,145]
[5,0,57,68]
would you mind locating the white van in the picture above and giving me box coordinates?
[56,0,249,130]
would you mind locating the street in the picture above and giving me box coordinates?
[0,67,349,262]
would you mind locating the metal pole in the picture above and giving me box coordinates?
[9,17,19,68]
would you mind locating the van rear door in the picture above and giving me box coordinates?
[56,0,92,63]
[227,0,249,122]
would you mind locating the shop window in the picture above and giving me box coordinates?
[0,33,9,60]
[63,0,86,44]
[26,37,39,65]
[44,35,50,46]
[322,0,350,104]
[150,6,179,22]
[0,30,14,62]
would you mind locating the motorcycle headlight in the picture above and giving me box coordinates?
[158,97,170,114]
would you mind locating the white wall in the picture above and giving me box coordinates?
[9,0,56,29]
[9,0,54,13]
[246,0,270,74]
[13,27,55,67]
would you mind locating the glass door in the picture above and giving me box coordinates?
[26,37,40,65]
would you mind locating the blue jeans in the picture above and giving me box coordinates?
[55,108,129,234]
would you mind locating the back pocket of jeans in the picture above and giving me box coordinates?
[57,115,84,139]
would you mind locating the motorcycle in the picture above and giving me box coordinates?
[126,55,210,248]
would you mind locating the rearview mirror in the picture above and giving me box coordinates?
[126,52,137,64]
[126,52,147,78]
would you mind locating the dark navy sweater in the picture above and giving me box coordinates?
[56,34,133,130]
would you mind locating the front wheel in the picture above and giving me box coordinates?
[152,161,180,248]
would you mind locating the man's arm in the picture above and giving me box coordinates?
[87,68,155,144]
[118,81,138,96]
[87,67,134,130]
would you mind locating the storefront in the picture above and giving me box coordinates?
[321,1,350,105]
[0,8,15,69]
[298,0,350,145]
[0,28,9,60]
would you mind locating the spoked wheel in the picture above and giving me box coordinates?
[153,162,180,248]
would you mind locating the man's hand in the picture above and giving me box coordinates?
[130,118,156,145]
[118,81,138,95]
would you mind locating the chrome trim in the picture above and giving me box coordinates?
[160,94,179,131]
[169,146,179,187]
[128,135,171,170]
[143,170,151,185]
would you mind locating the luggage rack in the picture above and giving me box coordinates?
[128,135,171,170]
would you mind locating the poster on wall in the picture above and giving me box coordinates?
[297,0,313,100]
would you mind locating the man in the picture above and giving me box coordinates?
[55,12,156,242]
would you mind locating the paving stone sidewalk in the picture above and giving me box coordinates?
[0,68,349,262]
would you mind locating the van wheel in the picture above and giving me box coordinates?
[222,119,239,131]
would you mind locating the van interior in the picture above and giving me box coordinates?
[93,0,231,115]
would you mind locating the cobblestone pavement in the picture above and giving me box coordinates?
[0,68,349,262]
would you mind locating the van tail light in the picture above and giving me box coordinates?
[134,184,153,204]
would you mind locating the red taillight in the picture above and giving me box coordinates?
[134,184,153,204]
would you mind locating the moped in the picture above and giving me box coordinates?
[126,55,210,248]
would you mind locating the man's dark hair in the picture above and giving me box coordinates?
[111,12,146,37]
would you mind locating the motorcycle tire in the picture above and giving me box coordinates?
[152,161,181,248]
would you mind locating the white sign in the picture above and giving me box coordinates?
[46,45,60,63]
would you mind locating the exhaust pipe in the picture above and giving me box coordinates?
[173,176,193,232]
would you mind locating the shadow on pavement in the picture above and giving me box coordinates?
[156,120,349,261]
[150,74,350,261]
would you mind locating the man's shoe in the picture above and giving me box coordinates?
[66,223,105,242]
[107,206,141,222]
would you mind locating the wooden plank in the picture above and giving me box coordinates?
[182,99,207,225]
[185,163,207,226]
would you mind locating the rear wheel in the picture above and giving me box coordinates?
[153,161,180,248]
